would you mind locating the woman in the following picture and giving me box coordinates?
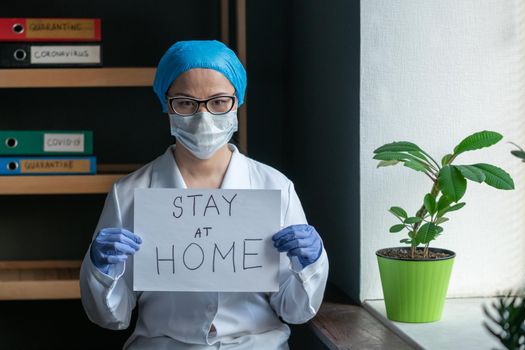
[80,40,329,350]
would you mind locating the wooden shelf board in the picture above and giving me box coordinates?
[0,67,156,88]
[0,260,81,300]
[0,260,81,269]
[0,173,125,195]
[97,163,142,174]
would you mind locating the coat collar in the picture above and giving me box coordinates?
[150,144,251,189]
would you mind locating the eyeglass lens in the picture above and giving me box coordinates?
[171,96,234,116]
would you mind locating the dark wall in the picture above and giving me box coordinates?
[245,1,291,169]
[288,0,361,303]
[247,1,361,302]
[245,1,361,347]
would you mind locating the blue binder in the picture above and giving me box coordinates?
[0,156,96,175]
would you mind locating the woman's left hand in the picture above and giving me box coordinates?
[272,224,323,268]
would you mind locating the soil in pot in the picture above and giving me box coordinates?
[378,247,454,260]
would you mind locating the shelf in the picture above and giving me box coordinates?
[0,163,141,195]
[0,67,156,88]
[0,260,81,300]
[97,163,142,173]
[0,174,122,195]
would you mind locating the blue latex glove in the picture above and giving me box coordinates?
[272,224,323,268]
[90,228,142,274]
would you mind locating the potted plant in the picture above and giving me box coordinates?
[373,130,515,323]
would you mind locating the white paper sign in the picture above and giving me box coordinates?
[133,189,281,292]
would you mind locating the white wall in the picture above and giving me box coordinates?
[360,0,525,299]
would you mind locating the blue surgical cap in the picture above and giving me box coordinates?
[153,40,247,112]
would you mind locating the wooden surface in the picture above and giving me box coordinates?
[309,285,413,350]
[0,67,156,88]
[236,0,248,154]
[220,0,230,45]
[0,260,81,300]
[0,260,80,269]
[96,163,142,173]
[0,174,124,195]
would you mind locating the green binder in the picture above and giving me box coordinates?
[0,130,93,155]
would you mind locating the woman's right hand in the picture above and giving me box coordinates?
[90,228,142,274]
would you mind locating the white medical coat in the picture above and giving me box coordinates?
[80,144,329,350]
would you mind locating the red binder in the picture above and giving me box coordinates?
[0,18,101,42]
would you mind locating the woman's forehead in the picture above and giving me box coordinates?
[168,68,234,95]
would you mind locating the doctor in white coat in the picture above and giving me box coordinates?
[80,40,329,350]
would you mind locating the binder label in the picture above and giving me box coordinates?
[20,159,91,173]
[26,19,96,39]
[44,133,85,152]
[31,45,101,64]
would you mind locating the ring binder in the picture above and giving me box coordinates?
[0,156,96,175]
[0,18,102,42]
[0,131,93,155]
[0,43,102,67]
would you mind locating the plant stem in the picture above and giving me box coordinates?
[447,154,457,165]
[424,244,429,258]
[411,180,440,258]
[424,172,437,182]
[421,150,441,170]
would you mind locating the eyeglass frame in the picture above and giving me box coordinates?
[166,94,237,116]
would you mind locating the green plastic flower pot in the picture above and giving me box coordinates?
[376,247,455,323]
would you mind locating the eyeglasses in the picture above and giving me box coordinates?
[166,95,236,116]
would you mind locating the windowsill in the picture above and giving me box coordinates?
[363,298,501,350]
[308,283,413,349]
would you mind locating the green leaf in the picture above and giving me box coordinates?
[455,165,486,183]
[374,152,431,172]
[509,142,524,152]
[436,226,444,234]
[441,154,453,166]
[389,207,408,219]
[448,202,466,211]
[403,160,429,172]
[437,195,452,212]
[408,151,430,162]
[373,152,422,163]
[510,143,525,161]
[435,217,449,225]
[453,130,503,156]
[374,141,423,154]
[416,223,438,244]
[377,160,400,168]
[390,224,406,233]
[511,150,525,161]
[437,202,466,217]
[424,193,436,215]
[438,165,467,202]
[404,217,423,224]
[472,163,515,190]
[400,238,412,244]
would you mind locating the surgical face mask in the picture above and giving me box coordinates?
[169,110,238,159]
